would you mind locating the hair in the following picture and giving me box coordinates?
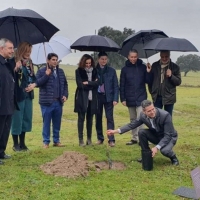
[78,54,95,69]
[0,38,13,47]
[129,49,138,55]
[98,52,108,58]
[47,53,58,60]
[15,41,32,62]
[160,50,170,55]
[141,100,153,109]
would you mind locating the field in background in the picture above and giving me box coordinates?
[0,65,199,200]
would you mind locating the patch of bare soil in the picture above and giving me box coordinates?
[40,151,126,178]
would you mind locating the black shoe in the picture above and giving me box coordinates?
[12,145,22,152]
[137,158,142,163]
[86,139,92,145]
[20,145,29,151]
[0,160,4,165]
[126,140,138,145]
[170,156,179,166]
[0,154,11,159]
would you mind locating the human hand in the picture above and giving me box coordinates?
[107,129,117,136]
[146,63,152,72]
[166,69,172,77]
[14,61,22,72]
[25,83,36,92]
[151,147,158,157]
[83,81,88,85]
[45,68,51,75]
[122,101,126,106]
[62,96,67,102]
[113,101,118,106]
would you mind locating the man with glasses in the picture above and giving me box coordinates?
[147,51,181,116]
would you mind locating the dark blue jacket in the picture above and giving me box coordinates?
[35,66,68,106]
[120,59,150,107]
[96,65,119,102]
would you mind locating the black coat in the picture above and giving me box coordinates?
[74,68,99,114]
[148,60,181,105]
[120,59,151,107]
[0,56,17,115]
[120,108,178,148]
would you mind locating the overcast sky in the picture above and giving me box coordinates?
[1,0,200,65]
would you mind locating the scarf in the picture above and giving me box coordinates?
[96,64,107,85]
[85,67,93,100]
[160,60,169,83]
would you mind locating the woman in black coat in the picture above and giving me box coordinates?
[74,54,99,146]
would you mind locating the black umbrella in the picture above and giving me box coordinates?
[143,37,198,52]
[0,8,59,47]
[71,35,120,52]
[119,29,168,58]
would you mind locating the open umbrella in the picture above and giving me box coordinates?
[0,8,59,47]
[143,37,198,52]
[119,29,168,58]
[31,35,71,65]
[71,35,120,52]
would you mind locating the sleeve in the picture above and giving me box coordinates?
[35,69,50,87]
[169,64,181,86]
[113,69,119,102]
[119,68,126,102]
[157,114,175,148]
[75,69,90,90]
[63,71,68,98]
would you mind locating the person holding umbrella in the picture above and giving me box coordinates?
[120,49,151,145]
[11,42,36,151]
[147,51,181,116]
[95,52,119,147]
[74,54,99,146]
[28,53,68,148]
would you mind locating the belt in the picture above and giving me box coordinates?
[54,98,59,101]
[98,93,105,95]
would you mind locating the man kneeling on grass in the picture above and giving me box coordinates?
[107,100,179,166]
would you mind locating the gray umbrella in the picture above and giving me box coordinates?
[143,37,198,52]
[0,8,59,47]
[71,35,120,52]
[119,29,168,58]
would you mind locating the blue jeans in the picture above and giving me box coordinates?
[40,101,63,144]
[154,96,174,116]
[95,94,115,143]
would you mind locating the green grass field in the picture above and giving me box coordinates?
[0,65,200,200]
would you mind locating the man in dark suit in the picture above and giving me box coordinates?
[107,100,179,166]
[0,38,15,164]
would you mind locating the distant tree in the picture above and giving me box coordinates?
[92,26,135,69]
[176,54,200,76]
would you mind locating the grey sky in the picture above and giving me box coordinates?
[1,0,200,65]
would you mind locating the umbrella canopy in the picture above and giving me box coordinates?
[31,35,72,65]
[119,29,168,58]
[143,37,198,52]
[71,35,120,52]
[0,8,59,47]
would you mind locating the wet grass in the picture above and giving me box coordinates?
[0,66,200,199]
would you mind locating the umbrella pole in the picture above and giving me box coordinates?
[43,43,48,69]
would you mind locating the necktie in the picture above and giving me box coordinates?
[53,69,57,78]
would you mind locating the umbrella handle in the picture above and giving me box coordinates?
[43,43,48,69]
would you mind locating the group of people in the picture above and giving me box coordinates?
[0,37,181,167]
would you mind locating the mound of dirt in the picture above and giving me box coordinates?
[40,151,126,178]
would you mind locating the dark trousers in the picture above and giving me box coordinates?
[138,129,176,158]
[0,115,12,157]
[95,94,115,143]
[154,95,174,116]
[78,101,93,141]
[40,101,62,144]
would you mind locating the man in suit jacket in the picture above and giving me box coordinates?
[107,99,179,166]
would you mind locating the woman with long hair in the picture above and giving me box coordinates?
[74,54,99,146]
[11,42,36,151]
